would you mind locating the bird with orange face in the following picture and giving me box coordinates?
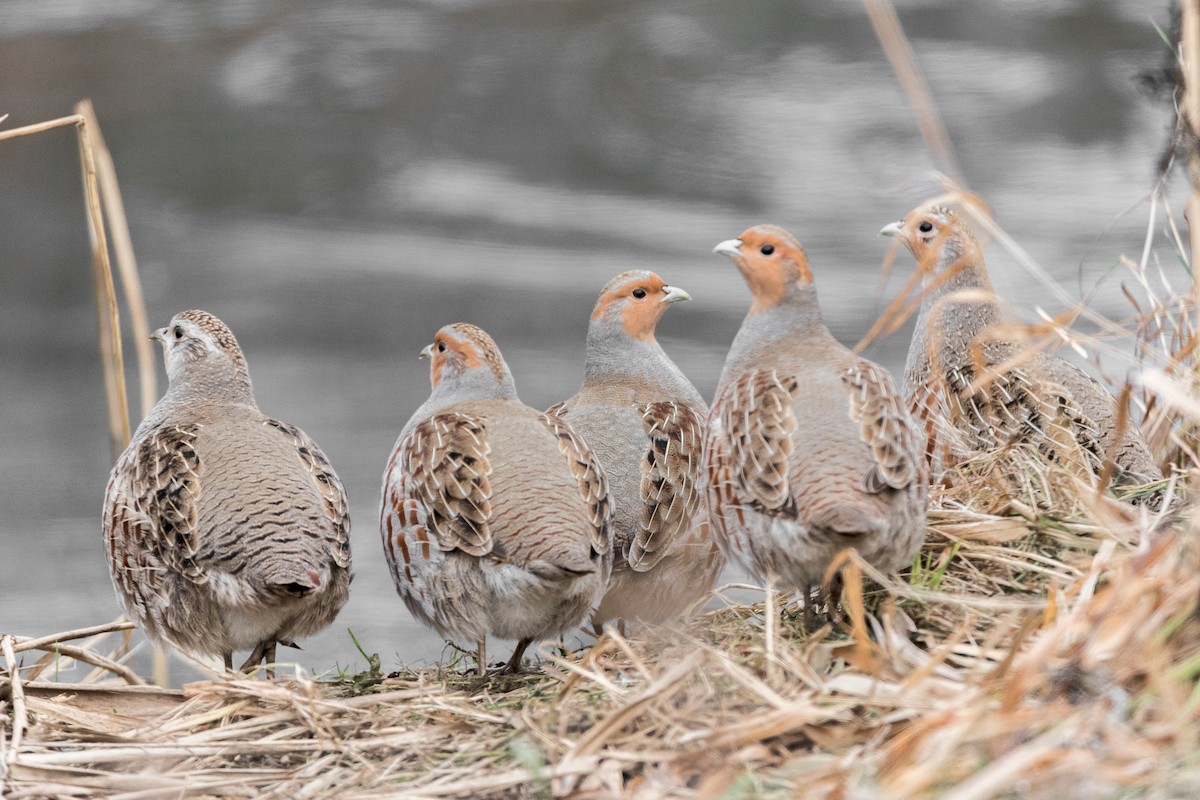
[550,271,723,632]
[379,323,612,674]
[706,226,928,604]
[880,203,1161,485]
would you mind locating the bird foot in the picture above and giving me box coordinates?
[236,640,278,678]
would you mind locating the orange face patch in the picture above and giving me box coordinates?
[591,272,669,341]
[732,226,812,314]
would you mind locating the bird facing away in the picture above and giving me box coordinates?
[380,323,613,674]
[549,271,723,630]
[880,203,1162,486]
[706,226,928,593]
[103,310,352,674]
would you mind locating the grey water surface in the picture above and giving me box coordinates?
[0,0,1182,682]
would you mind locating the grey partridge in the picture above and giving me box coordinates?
[880,203,1162,486]
[103,310,352,675]
[380,323,612,674]
[707,226,928,596]
[549,270,723,630]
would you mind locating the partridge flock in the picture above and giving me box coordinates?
[101,202,1164,677]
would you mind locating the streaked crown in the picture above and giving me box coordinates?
[428,322,510,389]
[156,309,251,391]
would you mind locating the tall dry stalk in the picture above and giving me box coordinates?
[75,115,130,460]
[1182,1,1200,278]
[0,105,156,450]
[77,100,157,418]
[0,113,129,458]
[863,0,963,188]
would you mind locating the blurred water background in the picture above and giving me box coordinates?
[0,0,1183,681]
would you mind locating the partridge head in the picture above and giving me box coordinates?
[580,269,697,387]
[420,322,518,404]
[589,270,691,340]
[880,205,987,285]
[878,202,999,355]
[713,225,813,314]
[152,309,253,401]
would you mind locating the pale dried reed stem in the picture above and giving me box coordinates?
[24,641,146,686]
[74,115,130,459]
[0,114,129,455]
[0,114,81,141]
[1,635,28,786]
[863,0,963,186]
[12,619,135,654]
[77,100,157,419]
[1183,2,1200,269]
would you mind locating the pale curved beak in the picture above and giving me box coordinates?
[712,238,743,258]
[149,327,168,343]
[879,221,904,238]
[661,285,692,304]
[419,344,433,360]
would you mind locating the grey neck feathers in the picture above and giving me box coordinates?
[719,283,836,386]
[421,366,520,415]
[168,360,255,407]
[138,362,257,435]
[582,318,695,395]
[904,251,1002,394]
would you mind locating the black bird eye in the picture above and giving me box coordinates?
[918,221,934,233]
[437,341,446,352]
[173,325,184,340]
[760,244,775,255]
[632,288,647,299]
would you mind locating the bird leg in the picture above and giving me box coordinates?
[237,640,275,677]
[820,572,845,627]
[476,639,487,677]
[588,618,628,640]
[223,652,234,673]
[803,583,832,632]
[262,640,277,679]
[237,642,264,673]
[505,638,532,674]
